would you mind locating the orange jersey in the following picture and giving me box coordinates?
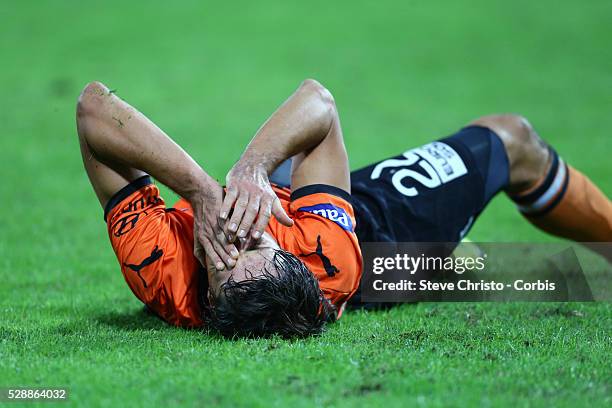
[105,176,362,327]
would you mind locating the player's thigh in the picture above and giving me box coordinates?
[78,130,146,209]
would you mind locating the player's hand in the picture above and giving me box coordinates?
[220,161,293,244]
[191,178,239,271]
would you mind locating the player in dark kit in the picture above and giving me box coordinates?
[77,79,612,338]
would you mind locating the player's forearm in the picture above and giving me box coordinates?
[238,79,336,175]
[77,82,214,201]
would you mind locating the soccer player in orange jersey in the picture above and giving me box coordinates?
[77,79,360,337]
[77,79,611,337]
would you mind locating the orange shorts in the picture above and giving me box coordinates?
[105,176,203,327]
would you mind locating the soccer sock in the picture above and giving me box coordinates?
[510,148,612,248]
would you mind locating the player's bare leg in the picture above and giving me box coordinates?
[471,114,612,257]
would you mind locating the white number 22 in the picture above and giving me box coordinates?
[370,151,442,197]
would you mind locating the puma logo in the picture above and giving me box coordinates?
[123,245,164,288]
[300,235,339,277]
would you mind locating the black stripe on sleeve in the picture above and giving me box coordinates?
[104,175,153,221]
[290,184,352,204]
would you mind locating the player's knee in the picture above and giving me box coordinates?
[470,114,532,147]
[471,114,545,157]
[76,81,109,119]
[471,114,549,190]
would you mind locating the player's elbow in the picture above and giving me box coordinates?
[299,78,337,129]
[76,81,109,119]
[300,78,336,107]
[76,81,112,150]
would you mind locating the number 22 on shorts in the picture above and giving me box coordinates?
[370,142,468,197]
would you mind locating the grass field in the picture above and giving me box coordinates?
[1,0,611,406]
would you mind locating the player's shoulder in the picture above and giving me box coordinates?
[288,184,355,232]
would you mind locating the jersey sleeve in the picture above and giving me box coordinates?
[280,184,363,317]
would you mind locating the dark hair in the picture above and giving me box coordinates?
[205,250,336,338]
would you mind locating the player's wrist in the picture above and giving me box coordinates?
[230,157,270,182]
[183,170,217,203]
[237,147,283,176]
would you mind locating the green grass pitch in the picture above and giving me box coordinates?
[1,0,610,406]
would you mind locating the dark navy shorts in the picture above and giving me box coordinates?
[347,125,510,308]
[349,125,510,245]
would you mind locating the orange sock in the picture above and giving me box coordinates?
[511,150,612,252]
